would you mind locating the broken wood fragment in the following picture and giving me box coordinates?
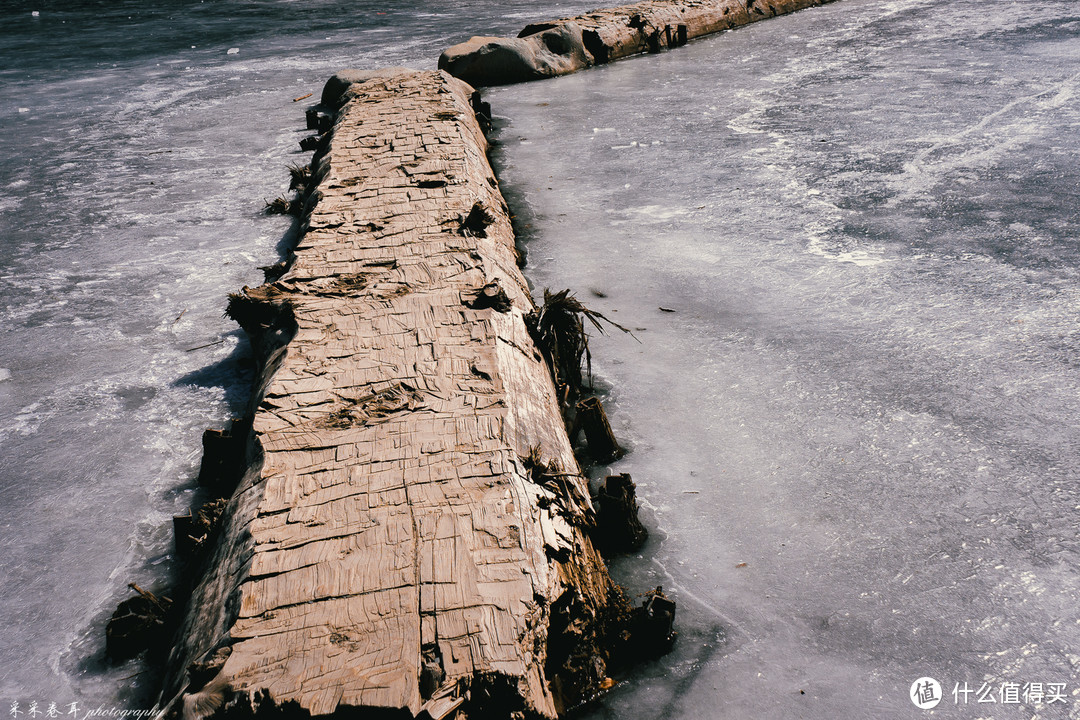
[263,195,300,216]
[633,586,677,656]
[576,396,623,463]
[195,418,251,494]
[195,428,235,491]
[287,162,310,191]
[464,280,512,313]
[106,584,173,661]
[298,133,324,152]
[173,498,229,559]
[595,473,648,553]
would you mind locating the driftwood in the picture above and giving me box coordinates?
[158,69,641,719]
[439,0,837,86]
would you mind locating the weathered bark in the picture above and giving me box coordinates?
[158,70,632,720]
[439,0,837,86]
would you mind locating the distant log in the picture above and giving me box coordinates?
[157,69,643,720]
[439,0,837,86]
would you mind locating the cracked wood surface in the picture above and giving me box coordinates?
[164,70,614,719]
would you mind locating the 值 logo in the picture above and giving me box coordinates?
[910,677,943,709]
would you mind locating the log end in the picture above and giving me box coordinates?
[439,25,591,87]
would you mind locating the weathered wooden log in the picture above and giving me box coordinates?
[158,69,639,719]
[439,0,837,86]
[438,24,593,87]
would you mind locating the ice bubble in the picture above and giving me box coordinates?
[31,11,40,16]
[18,108,28,113]
[227,47,239,55]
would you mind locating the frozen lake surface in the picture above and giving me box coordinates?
[491,0,1080,717]
[2,0,1079,717]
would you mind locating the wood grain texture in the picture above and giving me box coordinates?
[160,70,619,719]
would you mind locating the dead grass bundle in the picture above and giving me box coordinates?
[527,289,630,402]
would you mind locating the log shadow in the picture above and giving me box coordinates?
[171,329,256,417]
